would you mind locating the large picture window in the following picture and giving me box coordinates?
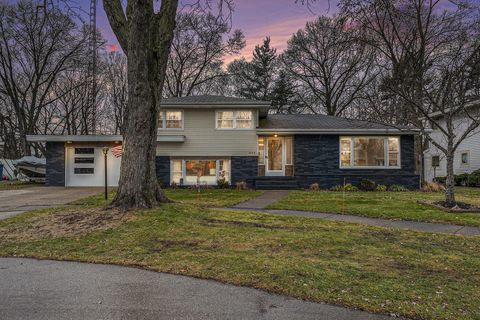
[170,159,230,186]
[158,110,183,129]
[340,137,400,168]
[216,111,253,129]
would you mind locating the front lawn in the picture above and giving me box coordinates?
[71,188,262,208]
[1,201,480,319]
[268,187,480,227]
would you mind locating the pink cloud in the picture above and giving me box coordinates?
[107,44,119,52]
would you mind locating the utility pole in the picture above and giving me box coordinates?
[87,0,97,134]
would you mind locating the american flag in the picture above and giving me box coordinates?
[111,145,123,158]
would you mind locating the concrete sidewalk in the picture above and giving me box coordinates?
[232,190,290,209]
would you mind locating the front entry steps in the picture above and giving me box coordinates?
[254,176,300,190]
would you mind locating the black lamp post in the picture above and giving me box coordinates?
[102,147,109,200]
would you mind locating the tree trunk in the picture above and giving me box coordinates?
[109,0,176,210]
[444,151,456,206]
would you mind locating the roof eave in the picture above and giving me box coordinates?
[256,128,420,135]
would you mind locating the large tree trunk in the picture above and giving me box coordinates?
[109,0,177,210]
[444,150,456,206]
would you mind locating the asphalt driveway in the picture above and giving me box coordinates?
[0,186,102,220]
[0,258,395,320]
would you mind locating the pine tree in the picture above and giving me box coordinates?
[270,71,301,113]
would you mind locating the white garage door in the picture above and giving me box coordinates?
[65,147,121,187]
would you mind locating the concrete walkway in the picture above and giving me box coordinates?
[233,190,290,209]
[0,187,102,220]
[0,258,397,320]
[256,209,480,236]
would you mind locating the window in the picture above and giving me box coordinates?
[340,137,400,168]
[432,155,440,167]
[285,137,293,165]
[170,159,230,186]
[74,168,94,174]
[461,152,469,165]
[158,110,183,129]
[74,157,94,164]
[216,111,253,129]
[258,137,265,165]
[75,148,94,154]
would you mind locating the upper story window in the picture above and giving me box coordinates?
[158,110,183,129]
[461,152,469,165]
[216,110,253,129]
[340,136,401,168]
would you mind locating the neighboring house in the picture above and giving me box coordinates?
[424,105,480,182]
[27,95,420,189]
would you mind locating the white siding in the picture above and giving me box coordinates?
[156,109,258,156]
[424,115,480,181]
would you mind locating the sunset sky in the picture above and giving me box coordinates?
[88,0,338,63]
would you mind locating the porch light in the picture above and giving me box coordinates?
[66,141,72,144]
[273,134,278,138]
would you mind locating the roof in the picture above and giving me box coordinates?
[258,114,418,134]
[26,135,185,143]
[161,95,271,106]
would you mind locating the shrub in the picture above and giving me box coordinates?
[389,184,408,192]
[330,185,343,191]
[236,181,248,190]
[422,182,445,192]
[170,181,178,189]
[360,179,376,191]
[467,174,479,187]
[455,173,469,186]
[309,183,320,191]
[375,184,387,192]
[435,176,446,184]
[344,183,358,192]
[217,177,229,189]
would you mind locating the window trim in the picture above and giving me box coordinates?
[170,159,231,186]
[339,136,401,169]
[158,109,184,131]
[460,151,470,166]
[431,155,440,167]
[215,110,254,130]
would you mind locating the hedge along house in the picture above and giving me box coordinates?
[27,95,420,189]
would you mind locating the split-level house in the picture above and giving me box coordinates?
[27,95,420,189]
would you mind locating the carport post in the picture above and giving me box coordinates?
[102,147,109,200]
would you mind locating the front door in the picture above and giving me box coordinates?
[266,137,284,176]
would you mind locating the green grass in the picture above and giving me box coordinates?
[71,188,262,208]
[0,181,41,190]
[268,187,480,227]
[1,201,479,319]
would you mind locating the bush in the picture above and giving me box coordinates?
[375,184,387,192]
[389,184,408,192]
[422,182,445,192]
[455,173,469,186]
[330,185,343,191]
[467,174,479,187]
[236,181,248,190]
[217,177,229,189]
[309,183,320,191]
[360,179,376,191]
[344,183,358,192]
[435,176,446,184]
[170,181,178,189]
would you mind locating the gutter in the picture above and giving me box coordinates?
[255,128,421,135]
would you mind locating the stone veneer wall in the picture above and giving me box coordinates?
[231,156,258,187]
[155,156,170,186]
[45,142,65,186]
[294,135,420,189]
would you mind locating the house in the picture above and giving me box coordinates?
[27,95,420,189]
[424,104,480,182]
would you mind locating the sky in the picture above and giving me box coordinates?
[87,0,339,64]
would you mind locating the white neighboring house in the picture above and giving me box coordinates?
[424,104,480,182]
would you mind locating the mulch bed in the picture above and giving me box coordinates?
[417,200,480,213]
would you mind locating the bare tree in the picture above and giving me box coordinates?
[0,0,88,157]
[281,16,374,116]
[165,11,244,97]
[102,52,127,134]
[103,0,233,209]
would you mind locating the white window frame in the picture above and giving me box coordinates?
[158,109,184,130]
[169,159,231,186]
[460,151,470,166]
[215,110,254,130]
[339,136,401,169]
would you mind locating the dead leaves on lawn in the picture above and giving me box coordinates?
[0,207,134,241]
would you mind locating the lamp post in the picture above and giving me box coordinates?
[102,147,109,200]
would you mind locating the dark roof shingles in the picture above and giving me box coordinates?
[161,95,270,106]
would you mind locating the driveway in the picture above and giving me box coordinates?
[0,186,102,220]
[0,258,395,320]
